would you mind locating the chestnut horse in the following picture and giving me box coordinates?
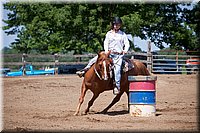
[74,51,150,115]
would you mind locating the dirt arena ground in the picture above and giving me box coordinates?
[2,74,199,132]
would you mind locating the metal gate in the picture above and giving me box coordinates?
[152,54,200,74]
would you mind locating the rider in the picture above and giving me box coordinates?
[76,17,130,95]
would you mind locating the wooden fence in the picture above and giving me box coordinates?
[3,53,96,66]
[2,41,199,74]
[2,52,146,68]
[3,52,199,74]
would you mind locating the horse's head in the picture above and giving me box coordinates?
[94,51,113,80]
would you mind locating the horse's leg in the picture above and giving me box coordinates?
[74,81,87,116]
[84,93,100,114]
[100,91,124,114]
[125,90,130,113]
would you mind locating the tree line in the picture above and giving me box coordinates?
[3,2,200,54]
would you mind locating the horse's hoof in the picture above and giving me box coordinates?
[100,110,107,114]
[73,112,79,116]
[82,112,87,115]
[84,109,89,115]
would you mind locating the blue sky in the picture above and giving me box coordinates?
[1,4,16,50]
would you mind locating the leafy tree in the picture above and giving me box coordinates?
[3,2,198,54]
[1,46,18,54]
[183,2,200,51]
[137,4,198,51]
[3,3,112,54]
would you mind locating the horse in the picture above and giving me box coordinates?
[74,51,150,115]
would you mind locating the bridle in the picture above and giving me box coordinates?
[94,59,113,80]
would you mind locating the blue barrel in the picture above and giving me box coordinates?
[129,91,155,105]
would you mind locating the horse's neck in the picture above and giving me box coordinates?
[85,64,98,81]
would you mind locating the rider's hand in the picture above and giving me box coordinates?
[105,50,111,55]
[122,50,127,55]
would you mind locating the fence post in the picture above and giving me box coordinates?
[176,51,179,72]
[147,41,152,73]
[54,53,59,75]
[131,55,134,60]
[22,53,27,76]
[76,56,81,62]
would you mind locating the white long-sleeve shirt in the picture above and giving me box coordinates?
[104,30,130,53]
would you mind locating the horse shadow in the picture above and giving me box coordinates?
[96,109,162,116]
[96,110,129,116]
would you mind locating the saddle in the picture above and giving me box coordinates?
[109,57,134,81]
[110,57,134,74]
[122,57,134,72]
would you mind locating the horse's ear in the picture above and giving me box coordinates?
[97,51,101,57]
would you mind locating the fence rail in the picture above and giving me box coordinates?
[2,40,199,75]
[152,54,199,74]
[2,52,199,74]
[3,62,89,66]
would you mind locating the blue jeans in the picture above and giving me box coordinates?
[84,55,98,70]
[109,54,124,89]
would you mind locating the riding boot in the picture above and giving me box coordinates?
[113,86,120,95]
[76,68,89,78]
